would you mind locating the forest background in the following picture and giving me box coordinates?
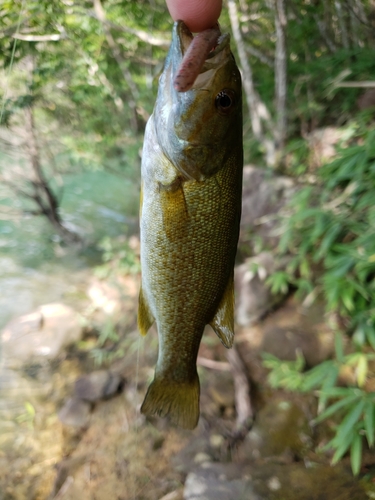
[1,0,375,478]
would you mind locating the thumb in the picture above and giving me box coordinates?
[165,0,222,33]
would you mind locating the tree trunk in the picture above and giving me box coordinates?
[24,106,81,245]
[228,0,276,166]
[274,0,287,153]
[335,0,349,48]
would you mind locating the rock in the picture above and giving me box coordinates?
[261,326,321,366]
[307,127,345,168]
[240,165,295,252]
[357,88,375,110]
[250,462,368,500]
[235,252,289,326]
[239,296,335,372]
[87,278,122,316]
[0,368,39,425]
[58,397,91,427]
[184,463,260,500]
[193,452,212,465]
[244,397,312,461]
[1,303,83,368]
[74,370,123,402]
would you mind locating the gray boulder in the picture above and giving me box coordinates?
[240,165,295,251]
[235,252,289,326]
[1,303,83,368]
[184,463,261,500]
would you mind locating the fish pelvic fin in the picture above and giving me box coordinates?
[209,271,235,348]
[141,374,200,430]
[137,287,154,336]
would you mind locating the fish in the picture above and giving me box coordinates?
[138,20,243,429]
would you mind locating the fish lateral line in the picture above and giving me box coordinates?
[174,26,221,92]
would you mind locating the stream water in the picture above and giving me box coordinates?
[0,169,139,330]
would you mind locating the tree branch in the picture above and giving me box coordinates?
[197,356,231,371]
[92,0,141,131]
[313,14,337,53]
[334,0,349,49]
[245,43,274,67]
[86,10,169,48]
[274,0,287,151]
[336,81,375,88]
[12,32,66,42]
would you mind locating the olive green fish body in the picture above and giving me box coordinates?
[139,21,243,429]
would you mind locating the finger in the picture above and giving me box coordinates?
[165,0,222,32]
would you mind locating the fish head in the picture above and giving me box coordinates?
[154,21,242,182]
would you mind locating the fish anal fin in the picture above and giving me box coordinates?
[141,374,200,430]
[209,272,235,348]
[137,287,154,336]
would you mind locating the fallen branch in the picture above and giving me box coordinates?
[226,345,254,433]
[197,356,231,372]
[336,81,375,88]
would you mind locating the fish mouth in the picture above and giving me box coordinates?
[172,21,231,89]
[175,21,229,58]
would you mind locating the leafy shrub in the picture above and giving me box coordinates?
[95,235,140,278]
[266,120,375,474]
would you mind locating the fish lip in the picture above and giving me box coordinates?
[175,20,194,55]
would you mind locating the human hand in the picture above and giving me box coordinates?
[165,0,222,33]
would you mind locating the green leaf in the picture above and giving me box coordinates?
[331,431,354,465]
[318,387,357,398]
[301,361,334,391]
[356,355,368,387]
[352,324,366,348]
[350,434,362,476]
[24,401,36,417]
[335,399,366,443]
[364,400,375,448]
[317,223,342,260]
[335,332,344,364]
[318,365,339,412]
[314,394,361,424]
[365,326,375,350]
[341,287,355,312]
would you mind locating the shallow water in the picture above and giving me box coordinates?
[0,169,139,329]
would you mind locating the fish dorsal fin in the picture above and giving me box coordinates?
[209,272,235,348]
[137,287,155,336]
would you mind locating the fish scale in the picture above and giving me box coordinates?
[138,21,243,429]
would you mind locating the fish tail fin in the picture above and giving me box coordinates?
[141,374,200,430]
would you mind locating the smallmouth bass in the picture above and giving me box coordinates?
[138,21,243,429]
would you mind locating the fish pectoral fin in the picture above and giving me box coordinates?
[209,272,235,348]
[137,287,155,336]
[141,373,200,430]
[159,179,189,242]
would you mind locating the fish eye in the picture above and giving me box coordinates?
[215,89,236,115]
